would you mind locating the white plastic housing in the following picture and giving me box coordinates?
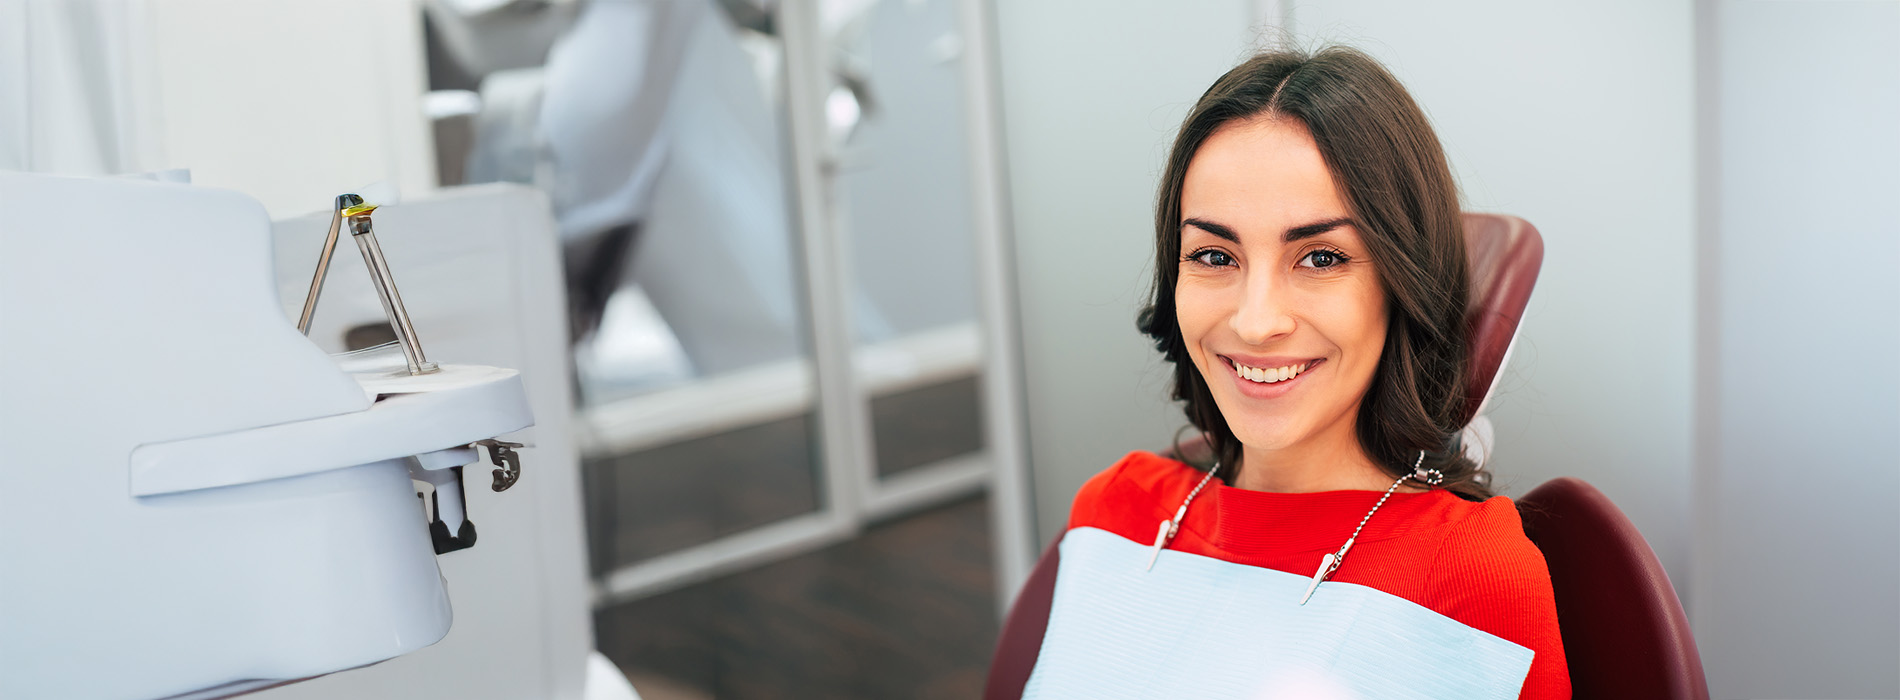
[261,184,595,700]
[0,172,530,700]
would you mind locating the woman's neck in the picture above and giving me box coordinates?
[1230,429,1412,494]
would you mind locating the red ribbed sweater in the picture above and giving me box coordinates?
[1069,451,1570,700]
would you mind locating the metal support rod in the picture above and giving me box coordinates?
[347,212,438,375]
[780,0,871,528]
[296,193,364,335]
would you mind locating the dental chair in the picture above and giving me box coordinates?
[1518,478,1709,699]
[983,213,1709,699]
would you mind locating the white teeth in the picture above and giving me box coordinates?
[1235,361,1310,384]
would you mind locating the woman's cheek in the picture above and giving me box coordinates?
[1333,280,1387,385]
[1174,283,1204,342]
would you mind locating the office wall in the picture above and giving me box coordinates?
[993,0,1259,542]
[1698,1,1900,696]
[0,0,436,218]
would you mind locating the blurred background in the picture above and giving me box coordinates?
[2,0,1894,698]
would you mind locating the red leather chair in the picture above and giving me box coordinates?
[1462,211,1544,423]
[1519,479,1709,699]
[984,214,1707,699]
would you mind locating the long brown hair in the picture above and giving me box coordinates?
[1137,46,1491,500]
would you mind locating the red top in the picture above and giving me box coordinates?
[1070,451,1571,700]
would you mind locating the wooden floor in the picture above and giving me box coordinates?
[594,495,1000,700]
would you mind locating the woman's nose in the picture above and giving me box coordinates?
[1229,274,1296,345]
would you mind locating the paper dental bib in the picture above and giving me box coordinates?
[1022,527,1535,699]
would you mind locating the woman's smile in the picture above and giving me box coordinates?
[1220,355,1326,399]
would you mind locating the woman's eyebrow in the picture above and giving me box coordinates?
[1285,217,1354,242]
[1184,216,1354,243]
[1181,217,1239,242]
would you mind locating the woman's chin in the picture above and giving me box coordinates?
[1223,416,1309,454]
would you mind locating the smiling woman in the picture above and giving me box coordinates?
[990,47,1570,700]
[1140,47,1479,499]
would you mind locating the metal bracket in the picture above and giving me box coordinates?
[477,439,524,492]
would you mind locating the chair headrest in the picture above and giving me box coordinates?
[1460,213,1544,427]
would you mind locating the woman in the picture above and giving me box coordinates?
[1005,47,1569,699]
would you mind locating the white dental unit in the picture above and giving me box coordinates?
[0,170,551,699]
[0,0,626,696]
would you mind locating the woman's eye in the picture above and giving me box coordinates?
[1187,249,1236,268]
[1299,249,1349,269]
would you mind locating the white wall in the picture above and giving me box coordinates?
[1698,1,1900,696]
[0,0,436,218]
[993,0,1260,542]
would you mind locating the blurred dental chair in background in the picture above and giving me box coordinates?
[456,0,808,379]
[983,213,1708,699]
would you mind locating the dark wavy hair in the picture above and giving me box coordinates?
[1137,46,1491,500]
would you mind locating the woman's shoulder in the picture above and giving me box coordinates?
[1428,495,1550,584]
[1424,494,1571,699]
[1066,450,1204,531]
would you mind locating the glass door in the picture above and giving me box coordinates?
[576,0,1034,609]
[575,0,850,602]
[823,0,991,515]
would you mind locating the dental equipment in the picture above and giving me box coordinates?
[0,172,534,700]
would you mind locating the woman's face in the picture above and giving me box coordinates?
[1176,117,1387,457]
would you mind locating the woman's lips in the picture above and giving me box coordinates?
[1221,356,1323,398]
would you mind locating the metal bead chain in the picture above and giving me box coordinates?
[1338,451,1435,554]
[1301,450,1446,604]
[1165,463,1222,538]
[1143,461,1224,571]
[1149,450,1446,591]
[1183,452,1440,545]
[1178,462,1221,512]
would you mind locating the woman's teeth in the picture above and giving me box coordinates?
[1235,361,1309,384]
